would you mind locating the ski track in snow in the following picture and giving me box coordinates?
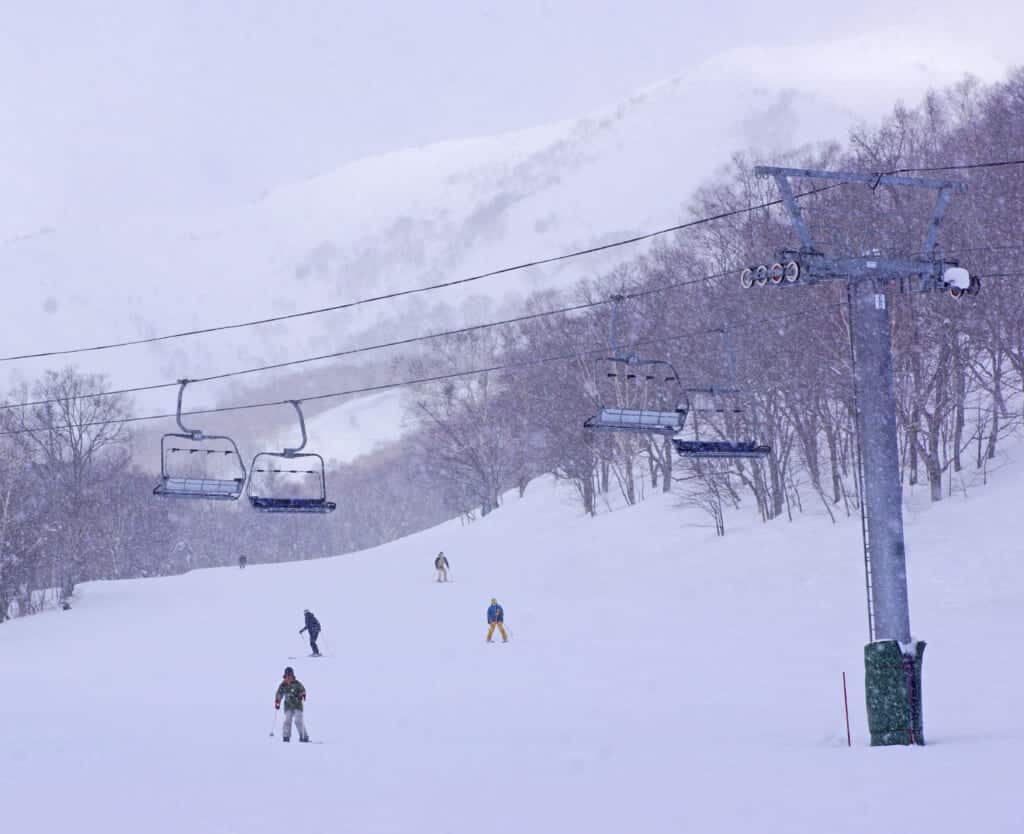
[2,463,1023,833]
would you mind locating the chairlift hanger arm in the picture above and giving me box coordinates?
[718,328,738,389]
[607,293,628,361]
[768,174,815,251]
[922,186,956,257]
[283,400,308,456]
[175,379,203,440]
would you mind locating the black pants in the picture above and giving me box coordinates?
[309,629,320,655]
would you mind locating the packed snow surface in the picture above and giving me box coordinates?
[3,467,1023,833]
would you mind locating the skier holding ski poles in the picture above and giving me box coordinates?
[299,609,321,657]
[274,666,310,743]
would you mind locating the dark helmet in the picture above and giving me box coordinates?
[283,666,294,677]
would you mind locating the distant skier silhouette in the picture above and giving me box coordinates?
[434,551,450,583]
[299,609,321,656]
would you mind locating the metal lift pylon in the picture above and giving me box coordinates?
[747,164,976,746]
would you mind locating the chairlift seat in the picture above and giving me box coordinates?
[154,476,246,500]
[672,439,771,459]
[249,496,337,513]
[585,407,687,434]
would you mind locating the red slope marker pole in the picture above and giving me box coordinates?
[842,672,852,747]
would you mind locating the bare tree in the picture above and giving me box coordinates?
[2,368,131,599]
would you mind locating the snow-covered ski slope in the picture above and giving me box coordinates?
[3,465,1023,833]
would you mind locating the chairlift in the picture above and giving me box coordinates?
[153,380,248,500]
[583,295,687,435]
[672,386,770,459]
[671,330,771,460]
[247,400,336,514]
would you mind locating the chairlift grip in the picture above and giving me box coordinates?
[283,400,308,457]
[608,294,626,360]
[719,327,738,389]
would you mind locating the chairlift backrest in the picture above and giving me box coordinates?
[683,387,744,414]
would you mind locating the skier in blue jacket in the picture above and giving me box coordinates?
[486,598,508,643]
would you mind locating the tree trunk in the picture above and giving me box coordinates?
[907,409,919,486]
[661,436,672,493]
[985,354,1003,462]
[952,336,966,473]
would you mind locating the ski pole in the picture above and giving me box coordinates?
[842,672,852,747]
[269,710,278,737]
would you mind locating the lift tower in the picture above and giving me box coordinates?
[744,166,976,746]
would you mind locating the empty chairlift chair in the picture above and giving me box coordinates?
[670,329,771,460]
[671,386,770,460]
[247,400,336,514]
[583,358,687,435]
[583,295,687,436]
[153,379,248,500]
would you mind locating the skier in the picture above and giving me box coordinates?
[238,555,247,569]
[299,609,322,657]
[274,666,310,743]
[434,551,450,583]
[486,597,508,643]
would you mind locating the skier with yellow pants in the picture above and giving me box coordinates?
[486,598,508,643]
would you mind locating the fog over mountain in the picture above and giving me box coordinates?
[1,24,1017,463]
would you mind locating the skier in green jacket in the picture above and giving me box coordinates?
[274,666,310,743]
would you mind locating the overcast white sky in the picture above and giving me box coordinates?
[1,0,1021,229]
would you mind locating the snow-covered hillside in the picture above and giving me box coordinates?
[3,454,1022,833]
[1,34,1005,464]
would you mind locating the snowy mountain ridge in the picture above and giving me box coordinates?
[1,32,1003,457]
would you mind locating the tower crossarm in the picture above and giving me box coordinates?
[751,165,968,295]
[754,165,966,193]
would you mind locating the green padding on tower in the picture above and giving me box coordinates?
[864,639,926,746]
